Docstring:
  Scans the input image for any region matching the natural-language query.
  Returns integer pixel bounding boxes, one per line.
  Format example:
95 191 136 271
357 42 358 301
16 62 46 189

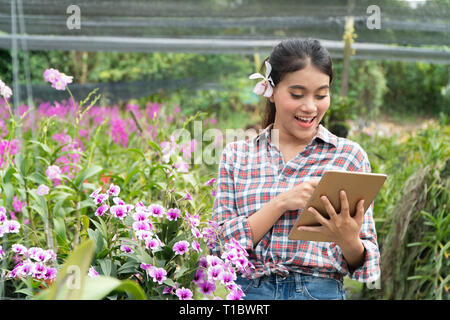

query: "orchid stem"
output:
66 87 79 140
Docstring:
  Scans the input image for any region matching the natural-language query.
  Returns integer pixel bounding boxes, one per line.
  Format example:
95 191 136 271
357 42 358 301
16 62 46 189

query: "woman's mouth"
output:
294 115 316 128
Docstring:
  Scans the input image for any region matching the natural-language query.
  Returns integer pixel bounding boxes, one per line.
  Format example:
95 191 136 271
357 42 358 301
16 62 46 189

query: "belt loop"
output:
294 273 303 293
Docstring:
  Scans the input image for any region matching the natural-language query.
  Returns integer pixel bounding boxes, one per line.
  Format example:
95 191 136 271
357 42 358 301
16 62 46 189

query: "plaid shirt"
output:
212 123 380 283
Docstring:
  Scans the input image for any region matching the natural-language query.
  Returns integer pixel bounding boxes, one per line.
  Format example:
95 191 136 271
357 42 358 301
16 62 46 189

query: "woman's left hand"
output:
297 190 365 245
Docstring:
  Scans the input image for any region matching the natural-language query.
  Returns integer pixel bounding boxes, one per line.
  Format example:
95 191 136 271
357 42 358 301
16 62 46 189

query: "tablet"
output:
288 170 387 242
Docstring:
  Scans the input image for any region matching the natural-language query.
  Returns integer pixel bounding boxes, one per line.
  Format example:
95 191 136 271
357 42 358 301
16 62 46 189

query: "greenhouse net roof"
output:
0 0 449 63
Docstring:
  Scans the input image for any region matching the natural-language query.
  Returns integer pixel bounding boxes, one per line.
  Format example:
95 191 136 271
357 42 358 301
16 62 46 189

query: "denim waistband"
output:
251 272 344 287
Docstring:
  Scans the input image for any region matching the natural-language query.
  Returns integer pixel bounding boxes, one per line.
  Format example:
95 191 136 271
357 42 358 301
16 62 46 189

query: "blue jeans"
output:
235 273 346 300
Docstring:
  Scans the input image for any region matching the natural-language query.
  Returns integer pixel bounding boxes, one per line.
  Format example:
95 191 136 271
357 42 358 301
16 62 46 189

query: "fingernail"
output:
340 190 345 196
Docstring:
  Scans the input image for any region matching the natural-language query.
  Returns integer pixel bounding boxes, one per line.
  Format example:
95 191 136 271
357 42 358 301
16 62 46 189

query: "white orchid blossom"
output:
248 61 275 98
0 79 13 100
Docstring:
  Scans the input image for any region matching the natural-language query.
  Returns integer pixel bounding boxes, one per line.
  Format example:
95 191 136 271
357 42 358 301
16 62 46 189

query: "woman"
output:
211 38 381 300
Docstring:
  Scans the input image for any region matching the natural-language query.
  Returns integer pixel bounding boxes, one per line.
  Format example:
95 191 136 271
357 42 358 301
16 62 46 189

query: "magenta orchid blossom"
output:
107 183 120 197
95 204 109 217
148 204 165 218
166 208 181 221
173 240 190 255
176 287 193 300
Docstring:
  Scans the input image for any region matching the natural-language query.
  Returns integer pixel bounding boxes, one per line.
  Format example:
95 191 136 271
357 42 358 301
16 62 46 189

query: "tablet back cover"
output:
288 170 387 242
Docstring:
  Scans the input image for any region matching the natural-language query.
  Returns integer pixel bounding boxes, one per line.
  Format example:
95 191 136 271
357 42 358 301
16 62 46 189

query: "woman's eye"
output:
316 95 328 99
290 94 303 99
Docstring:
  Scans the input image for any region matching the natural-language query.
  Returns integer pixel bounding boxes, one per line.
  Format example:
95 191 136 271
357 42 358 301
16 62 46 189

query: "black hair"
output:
260 38 333 128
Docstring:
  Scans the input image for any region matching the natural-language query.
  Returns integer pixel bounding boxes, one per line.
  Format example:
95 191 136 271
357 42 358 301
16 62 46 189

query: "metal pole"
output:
11 0 20 112
17 0 35 121
17 0 37 249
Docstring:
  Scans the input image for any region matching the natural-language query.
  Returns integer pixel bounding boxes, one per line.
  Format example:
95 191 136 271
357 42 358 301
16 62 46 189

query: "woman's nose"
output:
300 96 317 113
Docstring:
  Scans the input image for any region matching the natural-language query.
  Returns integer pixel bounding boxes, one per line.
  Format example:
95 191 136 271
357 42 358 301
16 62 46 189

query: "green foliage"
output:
0 50 253 86
0 77 240 300
323 95 357 138
1 48 447 123
331 59 388 122
381 61 450 118
352 121 449 300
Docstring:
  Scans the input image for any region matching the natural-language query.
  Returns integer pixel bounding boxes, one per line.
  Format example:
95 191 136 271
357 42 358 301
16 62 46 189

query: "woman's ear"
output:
269 93 274 103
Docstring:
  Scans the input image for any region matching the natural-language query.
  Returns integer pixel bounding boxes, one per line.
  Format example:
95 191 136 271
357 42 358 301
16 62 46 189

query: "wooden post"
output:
340 0 356 97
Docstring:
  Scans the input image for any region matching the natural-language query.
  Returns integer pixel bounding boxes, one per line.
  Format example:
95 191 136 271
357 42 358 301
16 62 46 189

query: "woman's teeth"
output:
295 116 315 123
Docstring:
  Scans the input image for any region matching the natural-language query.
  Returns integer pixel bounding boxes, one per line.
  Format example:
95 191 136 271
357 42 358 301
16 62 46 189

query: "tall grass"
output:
352 115 449 300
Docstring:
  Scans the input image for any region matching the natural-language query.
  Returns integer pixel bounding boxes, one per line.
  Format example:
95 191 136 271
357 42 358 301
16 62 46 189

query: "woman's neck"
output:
271 121 318 150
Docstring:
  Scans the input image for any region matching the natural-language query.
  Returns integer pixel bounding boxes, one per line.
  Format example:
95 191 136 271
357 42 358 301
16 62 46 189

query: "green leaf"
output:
28 140 52 156
407 275 430 281
99 259 113 277
53 217 68 247
54 184 76 193
74 165 103 190
13 172 25 186
175 264 189 279
36 156 50 167
90 217 108 240
87 228 104 254
123 163 141 189
27 171 49 186
51 143 71 161
15 151 25 176
14 288 34 297
96 248 109 260
53 198 67 219
78 199 96 210
49 192 73 204
117 261 140 275
2 167 15 183
3 183 14 207
126 148 147 160
30 204 47 223
135 249 153 265
79 88 99 108
148 141 162 153
81 276 146 300
162 278 176 288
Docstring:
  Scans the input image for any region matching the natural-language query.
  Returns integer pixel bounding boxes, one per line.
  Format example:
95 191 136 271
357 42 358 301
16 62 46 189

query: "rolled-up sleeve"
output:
211 143 253 255
347 148 381 283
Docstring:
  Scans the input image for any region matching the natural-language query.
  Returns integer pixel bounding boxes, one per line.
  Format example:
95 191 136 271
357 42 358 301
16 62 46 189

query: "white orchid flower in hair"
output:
248 61 275 98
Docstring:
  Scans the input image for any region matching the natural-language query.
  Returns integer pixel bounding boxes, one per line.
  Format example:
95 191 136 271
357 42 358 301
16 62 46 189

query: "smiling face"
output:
269 61 331 147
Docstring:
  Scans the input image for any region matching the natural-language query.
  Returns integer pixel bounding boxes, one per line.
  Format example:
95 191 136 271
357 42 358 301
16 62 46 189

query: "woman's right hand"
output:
274 178 320 211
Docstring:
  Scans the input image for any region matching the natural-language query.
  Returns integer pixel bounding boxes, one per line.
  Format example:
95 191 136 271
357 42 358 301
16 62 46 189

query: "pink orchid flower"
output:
248 61 275 98
43 68 73 91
